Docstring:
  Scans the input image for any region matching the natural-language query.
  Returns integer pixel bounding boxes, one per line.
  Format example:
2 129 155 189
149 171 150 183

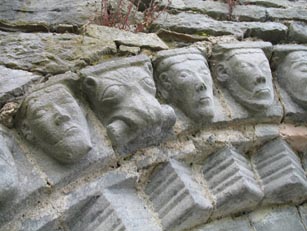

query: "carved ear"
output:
157 73 171 99
20 121 35 142
83 76 97 91
216 64 229 83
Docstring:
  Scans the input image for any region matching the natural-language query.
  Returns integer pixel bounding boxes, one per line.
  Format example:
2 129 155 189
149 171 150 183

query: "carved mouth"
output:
254 88 271 98
199 97 211 105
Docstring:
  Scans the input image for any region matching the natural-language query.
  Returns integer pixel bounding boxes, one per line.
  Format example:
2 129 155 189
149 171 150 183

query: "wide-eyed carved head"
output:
16 84 92 164
216 48 274 111
153 48 215 122
81 55 176 152
277 51 307 109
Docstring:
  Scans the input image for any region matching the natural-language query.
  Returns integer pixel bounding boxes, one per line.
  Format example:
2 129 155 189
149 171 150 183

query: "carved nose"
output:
256 76 266 84
54 106 70 125
195 82 207 92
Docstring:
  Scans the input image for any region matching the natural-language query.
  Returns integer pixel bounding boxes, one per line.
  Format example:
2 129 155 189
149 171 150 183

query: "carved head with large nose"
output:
81 55 176 154
153 48 215 122
215 48 274 111
16 84 92 164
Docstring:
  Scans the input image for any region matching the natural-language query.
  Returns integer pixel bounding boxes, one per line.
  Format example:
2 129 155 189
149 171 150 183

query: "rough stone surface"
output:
239 0 290 8
252 138 307 204
145 159 213 231
267 8 307 22
0 0 100 32
0 31 116 75
153 12 288 43
289 22 307 44
85 25 169 51
203 147 263 218
0 66 41 107
249 206 306 231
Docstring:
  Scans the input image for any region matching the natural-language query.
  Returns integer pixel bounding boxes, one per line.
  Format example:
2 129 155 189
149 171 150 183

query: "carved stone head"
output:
16 84 92 164
0 130 18 205
277 51 307 109
216 48 274 111
153 48 215 122
81 55 176 153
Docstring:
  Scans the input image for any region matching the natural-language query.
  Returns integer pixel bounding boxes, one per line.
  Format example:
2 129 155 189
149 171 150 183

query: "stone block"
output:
0 66 41 107
239 0 290 8
153 12 288 42
298 203 307 229
289 22 307 44
85 25 168 51
203 147 263 218
249 206 306 231
145 159 213 231
267 8 307 22
252 138 307 204
195 216 253 231
0 31 116 75
80 55 176 155
0 0 101 32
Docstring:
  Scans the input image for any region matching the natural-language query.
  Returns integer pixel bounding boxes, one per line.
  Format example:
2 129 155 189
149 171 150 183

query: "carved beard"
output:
227 79 273 112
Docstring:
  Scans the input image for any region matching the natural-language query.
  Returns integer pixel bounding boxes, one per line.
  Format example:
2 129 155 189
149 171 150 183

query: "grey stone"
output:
119 45 141 55
153 12 287 42
0 66 41 107
169 0 267 22
80 55 176 155
16 79 93 164
145 159 213 231
0 31 116 75
289 22 307 43
203 147 263 218
249 206 306 231
195 216 253 231
0 126 18 207
252 138 307 204
239 0 290 8
273 45 307 122
211 42 283 123
0 0 100 32
85 25 168 51
298 203 307 229
267 7 307 22
153 47 215 123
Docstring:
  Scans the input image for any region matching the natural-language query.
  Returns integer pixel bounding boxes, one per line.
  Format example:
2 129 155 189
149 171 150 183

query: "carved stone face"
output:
82 65 176 149
157 59 214 121
0 134 18 204
217 50 274 111
278 51 307 108
19 85 92 163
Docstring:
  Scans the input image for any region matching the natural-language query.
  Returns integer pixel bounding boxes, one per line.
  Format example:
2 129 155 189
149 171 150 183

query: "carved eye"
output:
298 64 307 72
101 85 124 103
141 77 156 94
178 71 190 78
33 108 47 119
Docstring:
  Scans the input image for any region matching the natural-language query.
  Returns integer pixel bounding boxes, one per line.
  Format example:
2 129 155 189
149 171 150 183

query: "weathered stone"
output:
203 147 263 218
289 22 307 43
252 138 307 204
239 0 289 8
249 206 306 231
119 45 141 55
267 8 307 22
0 102 19 128
298 203 307 229
169 0 267 22
280 124 307 154
0 127 18 207
0 0 100 32
153 12 287 43
81 55 176 155
0 31 116 75
0 65 41 108
211 42 283 123
195 216 254 231
85 25 168 51
145 159 213 231
273 45 307 122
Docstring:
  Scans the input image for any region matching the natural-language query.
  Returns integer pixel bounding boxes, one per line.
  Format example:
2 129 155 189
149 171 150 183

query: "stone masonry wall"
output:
1 0 307 230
